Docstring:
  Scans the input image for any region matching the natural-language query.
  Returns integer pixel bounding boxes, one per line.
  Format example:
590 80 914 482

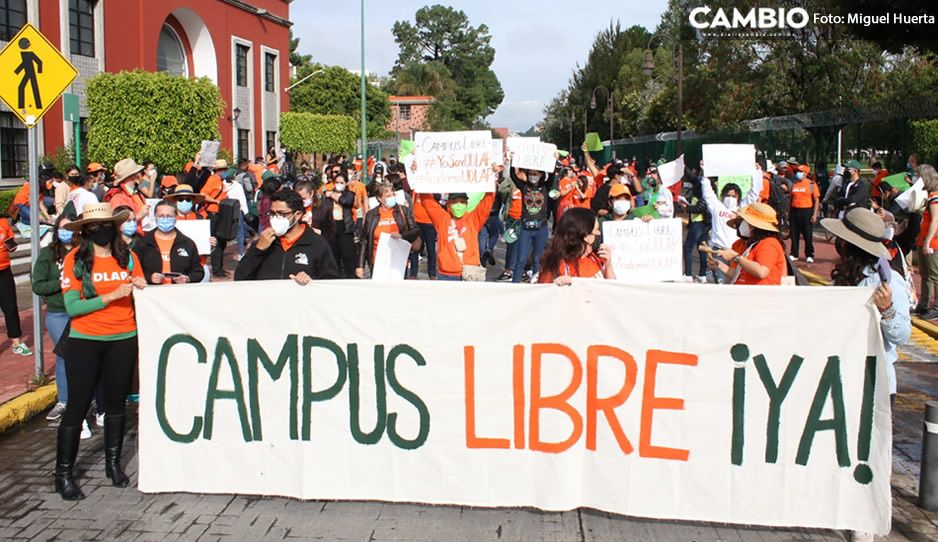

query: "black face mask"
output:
90 225 116 247
68 175 81 184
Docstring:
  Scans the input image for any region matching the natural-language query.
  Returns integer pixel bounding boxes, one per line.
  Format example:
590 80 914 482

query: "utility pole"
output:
360 0 368 183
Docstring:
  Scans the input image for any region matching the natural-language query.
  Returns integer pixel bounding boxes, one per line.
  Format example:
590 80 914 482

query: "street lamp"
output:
229 107 241 122
360 0 368 183
642 35 684 156
590 85 614 159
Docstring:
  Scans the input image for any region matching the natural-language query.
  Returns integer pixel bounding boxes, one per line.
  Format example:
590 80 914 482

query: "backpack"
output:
766 176 790 217
236 171 256 197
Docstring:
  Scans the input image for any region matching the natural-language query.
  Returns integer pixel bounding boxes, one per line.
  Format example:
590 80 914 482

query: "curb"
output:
799 268 938 342
0 384 57 434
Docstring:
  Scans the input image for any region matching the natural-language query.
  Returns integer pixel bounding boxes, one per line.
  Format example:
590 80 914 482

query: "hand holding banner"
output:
702 144 756 178
602 218 682 282
410 131 495 194
658 155 685 188
508 138 558 173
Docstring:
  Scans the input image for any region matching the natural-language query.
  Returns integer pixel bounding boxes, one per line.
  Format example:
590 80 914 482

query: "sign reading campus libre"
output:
0 23 78 127
135 281 892 535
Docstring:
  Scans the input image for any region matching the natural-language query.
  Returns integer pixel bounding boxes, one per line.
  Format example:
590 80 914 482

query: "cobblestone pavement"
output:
0 362 935 541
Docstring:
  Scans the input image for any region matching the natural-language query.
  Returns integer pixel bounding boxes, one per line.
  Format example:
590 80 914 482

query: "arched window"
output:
157 24 187 77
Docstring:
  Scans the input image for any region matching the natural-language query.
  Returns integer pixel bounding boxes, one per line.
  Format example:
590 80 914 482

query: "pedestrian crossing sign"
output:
0 23 78 128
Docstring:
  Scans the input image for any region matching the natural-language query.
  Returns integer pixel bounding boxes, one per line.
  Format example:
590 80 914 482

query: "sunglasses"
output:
86 222 114 233
176 198 193 203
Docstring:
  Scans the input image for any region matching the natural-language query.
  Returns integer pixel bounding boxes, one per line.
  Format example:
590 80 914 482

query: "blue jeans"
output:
16 204 30 225
410 222 438 278
512 224 549 282
505 241 518 272
45 311 70 403
438 274 462 281
478 215 503 255
683 221 709 277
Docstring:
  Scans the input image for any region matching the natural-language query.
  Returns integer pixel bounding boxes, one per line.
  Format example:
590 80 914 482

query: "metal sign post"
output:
27 121 42 378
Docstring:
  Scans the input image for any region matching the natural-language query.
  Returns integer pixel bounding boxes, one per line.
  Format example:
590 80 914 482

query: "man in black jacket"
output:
132 204 206 285
234 190 340 284
834 160 872 212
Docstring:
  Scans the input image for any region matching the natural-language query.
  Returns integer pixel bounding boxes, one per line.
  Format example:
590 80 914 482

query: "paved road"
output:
1 362 935 541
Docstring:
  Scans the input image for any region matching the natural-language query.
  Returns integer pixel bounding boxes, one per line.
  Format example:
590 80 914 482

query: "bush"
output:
280 112 357 154
911 119 938 165
0 189 18 218
41 146 77 174
86 70 224 173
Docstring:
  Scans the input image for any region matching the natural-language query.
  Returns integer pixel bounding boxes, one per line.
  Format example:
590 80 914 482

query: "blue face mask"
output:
385 196 397 208
156 217 177 233
219 170 230 180
795 172 805 180
57 229 73 244
177 200 193 214
121 220 138 237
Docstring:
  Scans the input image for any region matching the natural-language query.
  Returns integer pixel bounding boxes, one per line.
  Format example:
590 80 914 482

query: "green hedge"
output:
912 119 938 165
86 70 224 174
0 189 18 218
280 112 357 154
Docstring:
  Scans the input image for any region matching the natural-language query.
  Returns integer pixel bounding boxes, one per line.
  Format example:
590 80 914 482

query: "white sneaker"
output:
682 275 694 283
46 402 66 421
805 256 814 263
95 412 105 427
694 276 708 284
529 272 539 284
788 255 798 261
80 420 91 440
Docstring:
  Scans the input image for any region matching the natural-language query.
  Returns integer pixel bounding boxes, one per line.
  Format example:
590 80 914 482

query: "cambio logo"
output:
690 7 810 29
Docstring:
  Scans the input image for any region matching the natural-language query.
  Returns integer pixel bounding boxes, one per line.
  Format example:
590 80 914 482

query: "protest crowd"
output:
0 138 927 505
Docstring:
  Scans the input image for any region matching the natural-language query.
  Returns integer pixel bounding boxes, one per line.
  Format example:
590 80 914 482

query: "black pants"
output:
789 207 815 258
211 239 228 276
0 268 21 339
61 337 137 427
330 223 357 278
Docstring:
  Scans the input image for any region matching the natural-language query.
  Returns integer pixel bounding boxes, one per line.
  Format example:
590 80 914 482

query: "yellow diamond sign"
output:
0 23 78 128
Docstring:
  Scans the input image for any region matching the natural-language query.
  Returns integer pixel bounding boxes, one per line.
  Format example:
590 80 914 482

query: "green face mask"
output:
450 203 468 218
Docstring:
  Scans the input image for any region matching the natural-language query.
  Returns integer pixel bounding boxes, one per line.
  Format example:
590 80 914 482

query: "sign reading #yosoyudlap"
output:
136 280 891 535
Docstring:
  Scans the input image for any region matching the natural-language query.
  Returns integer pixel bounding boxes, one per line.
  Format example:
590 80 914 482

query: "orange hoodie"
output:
420 193 495 277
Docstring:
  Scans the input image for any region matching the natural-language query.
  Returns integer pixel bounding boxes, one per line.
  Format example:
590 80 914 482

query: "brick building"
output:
387 95 433 139
0 0 292 180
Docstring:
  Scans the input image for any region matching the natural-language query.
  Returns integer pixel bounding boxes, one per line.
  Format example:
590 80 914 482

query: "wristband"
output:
732 255 741 264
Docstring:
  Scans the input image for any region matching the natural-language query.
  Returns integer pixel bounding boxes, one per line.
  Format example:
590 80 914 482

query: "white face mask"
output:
528 174 542 184
612 199 631 216
270 215 293 237
302 198 313 208
723 196 738 210
335 183 346 193
738 221 752 238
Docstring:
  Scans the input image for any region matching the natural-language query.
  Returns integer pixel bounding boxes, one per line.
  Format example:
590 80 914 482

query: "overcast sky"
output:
292 1 669 132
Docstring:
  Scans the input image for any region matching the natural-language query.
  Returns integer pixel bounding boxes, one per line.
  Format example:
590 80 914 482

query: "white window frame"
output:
260 45 280 153
231 35 254 161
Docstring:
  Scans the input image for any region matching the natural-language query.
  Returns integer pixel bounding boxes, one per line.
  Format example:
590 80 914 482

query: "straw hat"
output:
212 159 229 170
112 158 144 184
821 207 888 258
733 202 779 232
64 203 131 231
164 184 206 202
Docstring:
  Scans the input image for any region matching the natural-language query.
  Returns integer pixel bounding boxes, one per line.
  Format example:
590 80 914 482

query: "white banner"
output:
410 131 495 194
175 220 211 256
371 233 411 281
602 218 683 282
702 144 756 178
508 138 557 172
136 281 891 535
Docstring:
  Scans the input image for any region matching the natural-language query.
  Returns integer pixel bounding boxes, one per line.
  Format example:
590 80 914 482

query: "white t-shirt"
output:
701 172 763 249
223 180 248 214
67 187 100 216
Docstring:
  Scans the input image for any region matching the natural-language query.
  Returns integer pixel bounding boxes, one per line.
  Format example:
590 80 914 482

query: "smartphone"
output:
876 256 892 285
163 272 183 279
4 238 16 252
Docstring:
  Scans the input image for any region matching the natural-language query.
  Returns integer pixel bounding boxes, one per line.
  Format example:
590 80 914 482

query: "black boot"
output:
103 414 130 488
54 425 85 500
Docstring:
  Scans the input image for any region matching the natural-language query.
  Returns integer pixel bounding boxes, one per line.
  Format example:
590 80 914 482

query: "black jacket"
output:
133 229 205 284
357 204 420 269
835 178 872 210
234 226 340 281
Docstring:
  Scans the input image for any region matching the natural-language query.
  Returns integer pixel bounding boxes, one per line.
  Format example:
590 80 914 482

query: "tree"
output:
289 30 313 71
289 64 391 141
280 113 357 154
387 61 462 130
392 5 503 127
86 70 223 173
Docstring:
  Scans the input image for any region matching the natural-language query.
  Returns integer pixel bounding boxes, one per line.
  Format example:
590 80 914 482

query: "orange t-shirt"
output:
759 172 772 203
177 210 205 221
13 182 30 206
248 164 266 188
790 179 819 209
372 208 399 261
280 225 307 252
61 250 144 336
0 219 14 270
573 180 595 209
508 188 523 220
412 197 431 224
539 253 604 283
156 235 174 281
200 174 227 214
421 193 494 277
349 181 368 219
916 192 938 250
559 177 579 213
735 237 786 285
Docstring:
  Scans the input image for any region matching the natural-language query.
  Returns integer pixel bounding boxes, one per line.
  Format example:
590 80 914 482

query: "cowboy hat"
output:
212 159 230 170
64 203 131 231
821 207 888 258
112 158 144 184
729 202 779 232
164 184 206 202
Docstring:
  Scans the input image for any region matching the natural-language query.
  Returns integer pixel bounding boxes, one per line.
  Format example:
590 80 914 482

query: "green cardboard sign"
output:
718 175 752 199
584 133 604 152
467 192 485 212
631 204 660 219
881 172 910 193
399 140 416 160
